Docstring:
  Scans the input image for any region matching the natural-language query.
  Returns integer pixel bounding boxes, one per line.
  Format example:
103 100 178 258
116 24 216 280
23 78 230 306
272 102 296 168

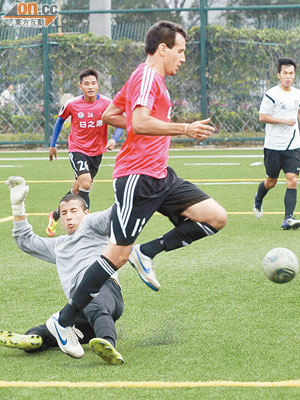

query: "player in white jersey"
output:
2 177 124 364
253 58 300 230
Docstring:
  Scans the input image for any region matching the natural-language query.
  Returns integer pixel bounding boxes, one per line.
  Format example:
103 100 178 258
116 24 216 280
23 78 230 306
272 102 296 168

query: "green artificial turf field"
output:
1 148 300 399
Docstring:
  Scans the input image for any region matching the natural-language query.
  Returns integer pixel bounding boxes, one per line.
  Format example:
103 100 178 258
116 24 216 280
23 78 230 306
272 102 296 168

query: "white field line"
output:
0 210 292 224
0 147 263 154
0 165 21 167
196 182 286 186
0 155 263 161
0 178 287 184
184 163 240 166
1 380 300 388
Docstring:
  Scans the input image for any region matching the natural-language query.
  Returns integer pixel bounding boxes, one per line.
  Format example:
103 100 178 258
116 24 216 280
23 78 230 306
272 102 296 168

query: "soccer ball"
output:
263 247 299 284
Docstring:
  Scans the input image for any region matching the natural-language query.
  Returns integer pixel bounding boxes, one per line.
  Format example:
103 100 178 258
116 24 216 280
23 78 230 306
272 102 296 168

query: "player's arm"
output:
102 103 127 128
15 100 24 115
132 106 215 140
5 176 28 222
49 117 65 161
259 113 296 126
105 128 124 151
6 176 57 263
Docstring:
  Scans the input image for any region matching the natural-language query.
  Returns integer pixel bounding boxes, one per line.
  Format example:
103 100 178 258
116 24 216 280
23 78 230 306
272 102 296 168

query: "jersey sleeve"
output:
58 101 72 119
50 117 65 147
131 67 157 112
13 219 57 264
259 92 275 115
113 83 126 112
111 128 123 143
85 207 112 237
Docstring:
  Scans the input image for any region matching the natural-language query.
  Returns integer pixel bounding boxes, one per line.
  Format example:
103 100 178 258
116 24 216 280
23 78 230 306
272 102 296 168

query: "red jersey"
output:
112 63 172 179
59 94 111 156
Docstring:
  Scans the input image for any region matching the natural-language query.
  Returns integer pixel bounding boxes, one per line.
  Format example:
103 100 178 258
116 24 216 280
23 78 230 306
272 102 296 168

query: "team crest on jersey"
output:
78 112 84 118
280 102 286 110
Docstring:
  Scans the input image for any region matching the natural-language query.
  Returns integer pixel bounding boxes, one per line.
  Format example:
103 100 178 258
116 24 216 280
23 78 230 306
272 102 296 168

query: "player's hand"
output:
185 118 215 141
5 176 29 216
105 139 116 151
284 119 296 126
49 147 57 161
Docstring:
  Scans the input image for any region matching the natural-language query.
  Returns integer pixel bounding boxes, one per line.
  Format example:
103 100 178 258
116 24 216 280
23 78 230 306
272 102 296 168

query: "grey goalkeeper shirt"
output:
12 207 119 300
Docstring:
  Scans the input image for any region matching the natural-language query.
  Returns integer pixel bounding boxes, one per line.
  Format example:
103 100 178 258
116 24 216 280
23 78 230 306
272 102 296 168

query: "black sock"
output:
256 181 269 203
58 302 80 328
78 188 90 209
284 188 297 219
141 220 218 258
53 190 73 221
72 255 117 310
140 238 165 259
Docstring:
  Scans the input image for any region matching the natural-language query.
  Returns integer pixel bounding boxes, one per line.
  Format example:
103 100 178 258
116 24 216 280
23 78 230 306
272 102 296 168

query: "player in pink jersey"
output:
46 69 123 236
46 21 227 358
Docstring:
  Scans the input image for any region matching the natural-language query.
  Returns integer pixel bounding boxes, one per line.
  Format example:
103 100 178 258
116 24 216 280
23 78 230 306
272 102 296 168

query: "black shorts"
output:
264 148 300 178
110 167 210 245
69 152 102 180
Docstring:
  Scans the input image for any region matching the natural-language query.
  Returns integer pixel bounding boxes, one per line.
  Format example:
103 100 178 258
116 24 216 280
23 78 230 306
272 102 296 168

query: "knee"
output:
78 175 92 191
214 207 227 231
116 253 130 266
104 246 131 268
79 180 92 191
265 179 277 189
287 178 298 188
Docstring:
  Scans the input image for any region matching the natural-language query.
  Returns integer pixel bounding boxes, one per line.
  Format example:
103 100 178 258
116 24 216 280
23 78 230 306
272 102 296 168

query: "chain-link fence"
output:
1 3 300 147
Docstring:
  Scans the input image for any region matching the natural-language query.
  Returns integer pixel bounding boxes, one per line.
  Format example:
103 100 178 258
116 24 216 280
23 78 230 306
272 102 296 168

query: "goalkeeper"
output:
1 176 124 365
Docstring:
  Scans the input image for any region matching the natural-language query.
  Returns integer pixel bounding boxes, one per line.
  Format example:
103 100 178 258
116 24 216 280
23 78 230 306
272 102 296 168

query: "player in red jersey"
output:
46 69 123 236
46 21 227 358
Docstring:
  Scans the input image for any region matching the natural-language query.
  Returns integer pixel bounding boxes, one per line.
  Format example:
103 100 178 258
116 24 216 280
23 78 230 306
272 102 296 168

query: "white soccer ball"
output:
263 247 299 284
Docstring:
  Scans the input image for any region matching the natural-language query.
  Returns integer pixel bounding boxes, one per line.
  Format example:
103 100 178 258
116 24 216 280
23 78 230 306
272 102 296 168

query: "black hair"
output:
277 58 297 73
59 194 87 211
145 20 187 55
79 69 98 83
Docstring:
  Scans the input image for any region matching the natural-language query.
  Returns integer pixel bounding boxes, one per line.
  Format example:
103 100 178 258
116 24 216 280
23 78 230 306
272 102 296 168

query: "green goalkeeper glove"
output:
5 176 29 216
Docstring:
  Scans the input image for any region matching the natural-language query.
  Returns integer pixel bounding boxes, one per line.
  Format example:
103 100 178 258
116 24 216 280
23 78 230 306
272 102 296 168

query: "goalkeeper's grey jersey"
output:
12 207 120 300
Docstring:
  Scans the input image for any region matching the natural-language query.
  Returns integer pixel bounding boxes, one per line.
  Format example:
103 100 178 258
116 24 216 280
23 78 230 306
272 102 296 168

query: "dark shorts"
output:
69 152 102 180
264 148 300 178
110 167 210 245
25 279 123 351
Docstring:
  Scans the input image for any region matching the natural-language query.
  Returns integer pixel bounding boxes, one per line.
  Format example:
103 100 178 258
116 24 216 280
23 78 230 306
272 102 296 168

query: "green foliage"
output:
2 23 300 143
225 0 300 29
111 0 186 25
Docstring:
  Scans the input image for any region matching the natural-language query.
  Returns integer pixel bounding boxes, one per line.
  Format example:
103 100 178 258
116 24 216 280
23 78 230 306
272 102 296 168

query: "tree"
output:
59 0 89 33
0 0 15 13
224 0 300 29
111 0 188 26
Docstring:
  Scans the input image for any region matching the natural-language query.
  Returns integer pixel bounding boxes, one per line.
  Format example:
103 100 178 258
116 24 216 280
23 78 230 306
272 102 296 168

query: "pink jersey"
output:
112 63 172 179
59 94 111 156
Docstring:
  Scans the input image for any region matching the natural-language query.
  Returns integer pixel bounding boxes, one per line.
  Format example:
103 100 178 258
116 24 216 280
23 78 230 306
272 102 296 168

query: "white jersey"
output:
12 207 120 300
259 85 300 150
0 89 15 106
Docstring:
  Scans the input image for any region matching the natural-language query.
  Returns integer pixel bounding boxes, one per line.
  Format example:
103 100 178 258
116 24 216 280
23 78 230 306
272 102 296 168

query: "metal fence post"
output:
42 3 50 147
200 0 208 119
